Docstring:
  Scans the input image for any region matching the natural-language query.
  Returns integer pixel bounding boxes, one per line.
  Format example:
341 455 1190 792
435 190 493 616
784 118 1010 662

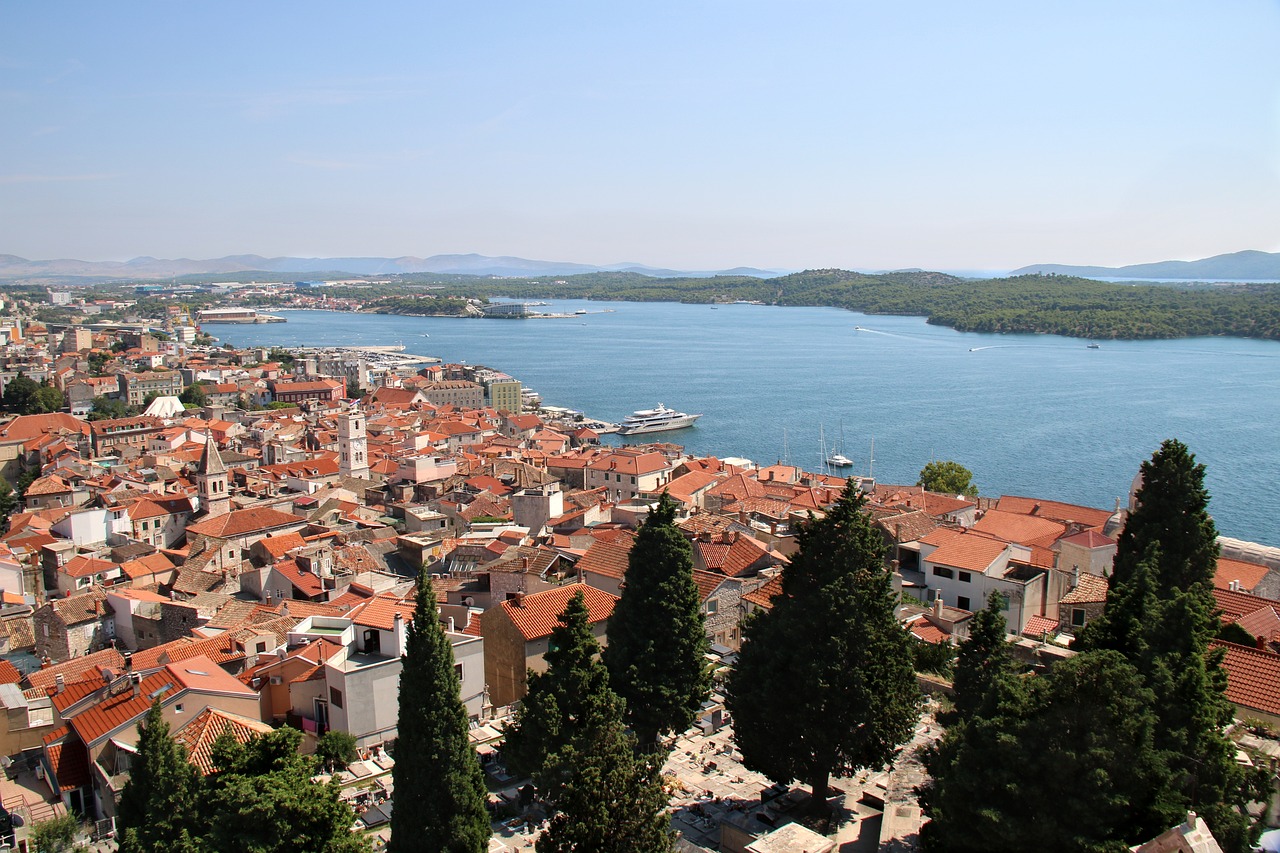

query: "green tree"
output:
535 716 673 853
200 727 367 853
315 730 358 773
31 813 81 853
917 460 978 497
87 396 133 421
180 382 207 407
0 477 18 530
922 650 1172 853
726 482 919 811
603 493 709 749
1079 440 1264 852
33 382 64 413
1 373 38 414
388 568 489 853
504 591 620 798
950 591 1014 723
116 700 200 853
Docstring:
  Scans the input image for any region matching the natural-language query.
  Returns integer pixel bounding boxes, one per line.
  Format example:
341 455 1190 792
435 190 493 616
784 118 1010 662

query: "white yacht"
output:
617 403 702 435
826 452 854 468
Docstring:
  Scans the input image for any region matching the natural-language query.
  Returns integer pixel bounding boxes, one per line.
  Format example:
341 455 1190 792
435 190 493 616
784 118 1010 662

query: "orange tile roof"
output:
742 576 783 610
1022 615 1060 638
60 555 119 579
498 584 618 641
69 656 255 747
923 529 1010 573
186 506 306 539
576 535 635 581
972 510 1066 546
0 659 21 685
1216 557 1270 593
994 496 1113 529
908 619 949 644
1213 641 1280 717
1058 529 1115 549
1059 573 1110 605
28 648 126 692
173 708 274 775
1212 587 1280 624
692 570 727 603
119 552 176 581
47 739 90 791
350 595 417 631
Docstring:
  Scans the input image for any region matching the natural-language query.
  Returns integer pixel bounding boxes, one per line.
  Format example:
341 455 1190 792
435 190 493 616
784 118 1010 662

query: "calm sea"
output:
215 301 1280 545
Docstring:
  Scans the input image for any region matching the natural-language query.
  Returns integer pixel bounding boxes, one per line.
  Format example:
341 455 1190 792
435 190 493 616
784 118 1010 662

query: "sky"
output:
2 2 1279 273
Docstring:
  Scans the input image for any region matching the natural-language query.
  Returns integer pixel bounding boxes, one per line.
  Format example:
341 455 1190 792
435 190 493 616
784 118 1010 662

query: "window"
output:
705 600 719 615
174 703 184 714
999 592 1011 611
329 687 343 709
957 596 971 611
1071 608 1087 628
932 567 954 579
958 571 971 583
454 663 464 681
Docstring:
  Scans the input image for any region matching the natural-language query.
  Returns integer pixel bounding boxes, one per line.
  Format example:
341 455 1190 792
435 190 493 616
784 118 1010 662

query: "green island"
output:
411 270 1280 341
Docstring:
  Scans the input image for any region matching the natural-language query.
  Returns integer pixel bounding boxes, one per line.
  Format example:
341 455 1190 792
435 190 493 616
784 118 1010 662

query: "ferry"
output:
617 403 702 435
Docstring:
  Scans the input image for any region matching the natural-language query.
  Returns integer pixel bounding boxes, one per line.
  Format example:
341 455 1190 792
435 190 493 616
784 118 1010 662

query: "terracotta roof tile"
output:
1059 573 1110 605
173 708 275 774
186 507 306 539
1022 614 1061 638
994 496 1113 529
1214 641 1280 717
497 584 617 642
47 738 90 791
1216 557 1270 594
576 535 635 581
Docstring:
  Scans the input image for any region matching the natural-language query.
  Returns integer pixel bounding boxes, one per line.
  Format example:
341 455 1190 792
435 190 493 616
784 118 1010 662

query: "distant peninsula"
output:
1012 249 1280 281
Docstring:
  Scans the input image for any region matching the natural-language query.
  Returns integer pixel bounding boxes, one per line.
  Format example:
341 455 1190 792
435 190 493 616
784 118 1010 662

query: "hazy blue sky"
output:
3 2 1278 271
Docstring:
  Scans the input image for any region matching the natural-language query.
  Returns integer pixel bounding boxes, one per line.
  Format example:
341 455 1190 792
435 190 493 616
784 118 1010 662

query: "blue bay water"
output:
215 301 1280 545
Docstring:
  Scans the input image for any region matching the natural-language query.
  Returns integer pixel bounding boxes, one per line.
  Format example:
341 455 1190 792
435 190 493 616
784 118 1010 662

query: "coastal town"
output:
0 287 1276 853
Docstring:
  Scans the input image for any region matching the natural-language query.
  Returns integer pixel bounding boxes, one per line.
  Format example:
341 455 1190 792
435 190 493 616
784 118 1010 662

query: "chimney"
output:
1229 579 1241 592
54 674 65 695
933 597 943 616
281 602 290 618
447 617 455 633
1257 635 1267 651
130 672 141 698
521 557 530 570
124 651 132 672
265 591 273 606
512 592 525 608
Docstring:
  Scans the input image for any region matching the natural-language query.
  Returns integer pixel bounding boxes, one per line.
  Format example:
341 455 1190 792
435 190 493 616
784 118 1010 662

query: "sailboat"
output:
827 420 854 468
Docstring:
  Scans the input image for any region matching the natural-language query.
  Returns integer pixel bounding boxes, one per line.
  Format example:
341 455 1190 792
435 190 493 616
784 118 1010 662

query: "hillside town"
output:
0 296 1277 853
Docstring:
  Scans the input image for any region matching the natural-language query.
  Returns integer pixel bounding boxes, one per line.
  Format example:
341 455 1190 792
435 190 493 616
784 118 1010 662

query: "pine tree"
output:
603 492 709 749
502 590 619 800
116 699 200 853
726 482 919 810
388 568 490 853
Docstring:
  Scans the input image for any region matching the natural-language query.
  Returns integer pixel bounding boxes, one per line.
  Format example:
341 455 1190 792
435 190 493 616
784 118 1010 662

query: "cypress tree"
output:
1078 440 1264 852
116 699 200 853
922 650 1171 853
503 590 618 800
603 492 709 749
726 482 919 810
388 568 490 853
950 590 1014 723
535 693 672 853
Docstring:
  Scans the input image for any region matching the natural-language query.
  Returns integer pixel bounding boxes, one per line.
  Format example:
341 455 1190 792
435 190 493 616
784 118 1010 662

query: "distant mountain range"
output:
1012 249 1280 281
0 253 787 281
